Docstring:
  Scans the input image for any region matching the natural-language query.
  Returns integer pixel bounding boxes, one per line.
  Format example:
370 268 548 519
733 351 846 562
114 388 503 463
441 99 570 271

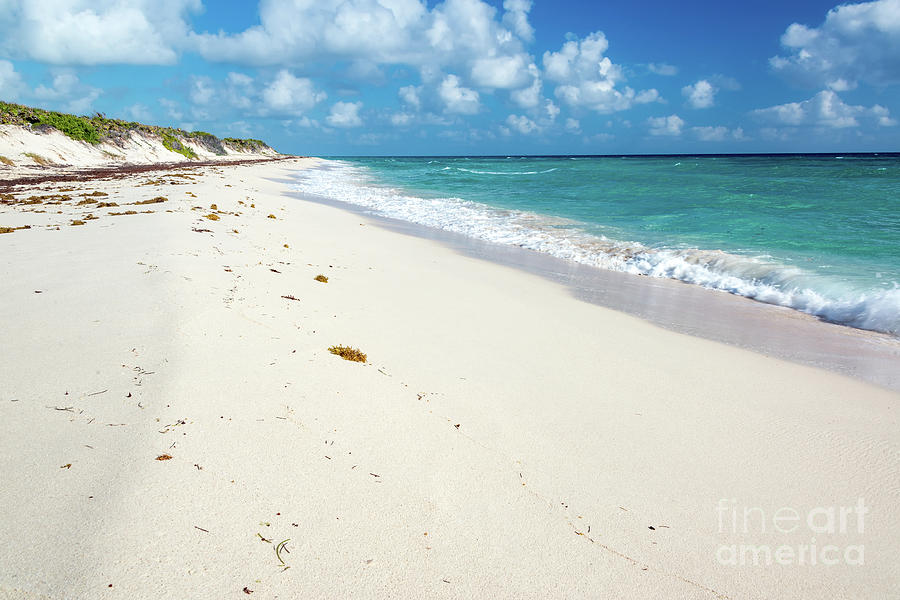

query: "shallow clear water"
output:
291 154 900 335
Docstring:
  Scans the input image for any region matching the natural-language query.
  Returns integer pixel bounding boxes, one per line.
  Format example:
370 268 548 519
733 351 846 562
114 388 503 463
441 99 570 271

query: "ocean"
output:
290 154 900 336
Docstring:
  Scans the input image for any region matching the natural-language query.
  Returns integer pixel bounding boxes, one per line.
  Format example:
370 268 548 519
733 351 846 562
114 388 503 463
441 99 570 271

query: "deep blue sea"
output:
291 154 900 335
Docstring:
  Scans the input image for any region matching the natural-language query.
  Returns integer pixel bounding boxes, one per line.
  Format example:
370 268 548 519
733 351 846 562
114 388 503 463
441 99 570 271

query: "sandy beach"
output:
1 157 898 599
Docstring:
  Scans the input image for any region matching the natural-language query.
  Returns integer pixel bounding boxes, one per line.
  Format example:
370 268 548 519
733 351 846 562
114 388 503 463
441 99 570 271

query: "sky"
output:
0 0 898 155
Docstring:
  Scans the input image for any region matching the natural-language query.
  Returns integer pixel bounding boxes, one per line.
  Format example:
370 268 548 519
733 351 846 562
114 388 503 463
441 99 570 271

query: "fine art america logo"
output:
716 498 868 566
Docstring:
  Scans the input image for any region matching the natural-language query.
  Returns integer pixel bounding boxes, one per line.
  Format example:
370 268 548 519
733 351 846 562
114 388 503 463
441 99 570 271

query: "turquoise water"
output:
291 154 900 335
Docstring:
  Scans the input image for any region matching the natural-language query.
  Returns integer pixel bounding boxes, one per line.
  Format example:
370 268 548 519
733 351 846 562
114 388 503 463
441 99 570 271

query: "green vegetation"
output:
161 132 198 159
223 137 268 153
0 100 274 156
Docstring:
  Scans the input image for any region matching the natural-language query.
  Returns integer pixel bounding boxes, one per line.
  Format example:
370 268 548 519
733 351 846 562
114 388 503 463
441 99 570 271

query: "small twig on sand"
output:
87 389 108 396
194 526 209 533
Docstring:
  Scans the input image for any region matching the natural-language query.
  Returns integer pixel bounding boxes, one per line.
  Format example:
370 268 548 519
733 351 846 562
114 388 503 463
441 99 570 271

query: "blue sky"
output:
0 0 898 155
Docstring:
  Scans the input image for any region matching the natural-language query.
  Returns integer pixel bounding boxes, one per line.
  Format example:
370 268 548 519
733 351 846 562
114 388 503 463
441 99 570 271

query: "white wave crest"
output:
291 162 900 335
454 167 558 175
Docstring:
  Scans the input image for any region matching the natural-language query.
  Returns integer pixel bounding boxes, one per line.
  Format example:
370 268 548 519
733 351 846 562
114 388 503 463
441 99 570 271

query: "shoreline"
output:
2 157 897 599
286 163 900 392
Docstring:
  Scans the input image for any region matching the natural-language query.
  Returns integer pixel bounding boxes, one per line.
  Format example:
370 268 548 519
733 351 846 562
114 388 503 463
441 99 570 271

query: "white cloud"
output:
506 113 538 134
752 90 896 128
635 88 662 104
0 0 200 65
438 74 480 114
326 101 364 127
398 85 422 109
544 99 559 122
191 0 534 80
390 112 414 126
189 76 215 105
262 70 327 116
770 0 900 87
682 80 716 108
159 98 183 121
542 31 656 114
125 103 153 123
32 70 101 114
565 117 580 133
510 63 542 108
470 54 530 89
647 63 678 76
691 125 746 141
502 0 534 42
692 126 728 141
0 60 24 99
647 114 684 136
227 72 253 88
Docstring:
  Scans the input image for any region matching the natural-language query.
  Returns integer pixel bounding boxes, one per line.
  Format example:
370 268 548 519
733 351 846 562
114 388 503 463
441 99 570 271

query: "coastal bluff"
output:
0 101 279 175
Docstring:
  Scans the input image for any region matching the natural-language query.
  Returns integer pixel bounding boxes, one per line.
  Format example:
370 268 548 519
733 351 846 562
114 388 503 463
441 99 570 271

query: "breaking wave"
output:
291 162 900 335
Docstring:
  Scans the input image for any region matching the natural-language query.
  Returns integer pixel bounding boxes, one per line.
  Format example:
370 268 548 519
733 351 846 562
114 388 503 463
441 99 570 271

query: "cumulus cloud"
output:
502 0 534 42
542 31 657 113
564 117 581 133
177 70 328 120
0 60 24 99
770 0 900 87
326 101 364 127
647 114 684 136
682 80 716 108
544 99 559 122
438 74 480 114
470 54 531 89
506 113 538 134
635 88 662 104
191 0 534 79
262 70 327 116
32 70 101 113
0 0 200 65
398 85 422 109
509 63 542 108
189 76 215 105
692 126 746 141
752 90 896 128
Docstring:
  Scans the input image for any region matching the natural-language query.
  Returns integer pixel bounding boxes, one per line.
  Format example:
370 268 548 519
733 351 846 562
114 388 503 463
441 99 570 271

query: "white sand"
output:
1 158 897 599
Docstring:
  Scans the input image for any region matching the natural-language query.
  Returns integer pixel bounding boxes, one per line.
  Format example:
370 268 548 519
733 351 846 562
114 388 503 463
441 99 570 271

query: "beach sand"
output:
1 158 897 599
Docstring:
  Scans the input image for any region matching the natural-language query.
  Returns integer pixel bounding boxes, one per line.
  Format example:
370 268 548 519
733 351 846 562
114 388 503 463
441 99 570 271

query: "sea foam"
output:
292 162 900 336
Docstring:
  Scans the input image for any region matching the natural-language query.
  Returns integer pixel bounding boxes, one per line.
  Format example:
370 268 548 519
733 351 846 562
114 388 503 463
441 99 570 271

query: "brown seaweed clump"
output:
328 345 367 363
136 196 167 205
205 213 220 221
314 274 328 283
